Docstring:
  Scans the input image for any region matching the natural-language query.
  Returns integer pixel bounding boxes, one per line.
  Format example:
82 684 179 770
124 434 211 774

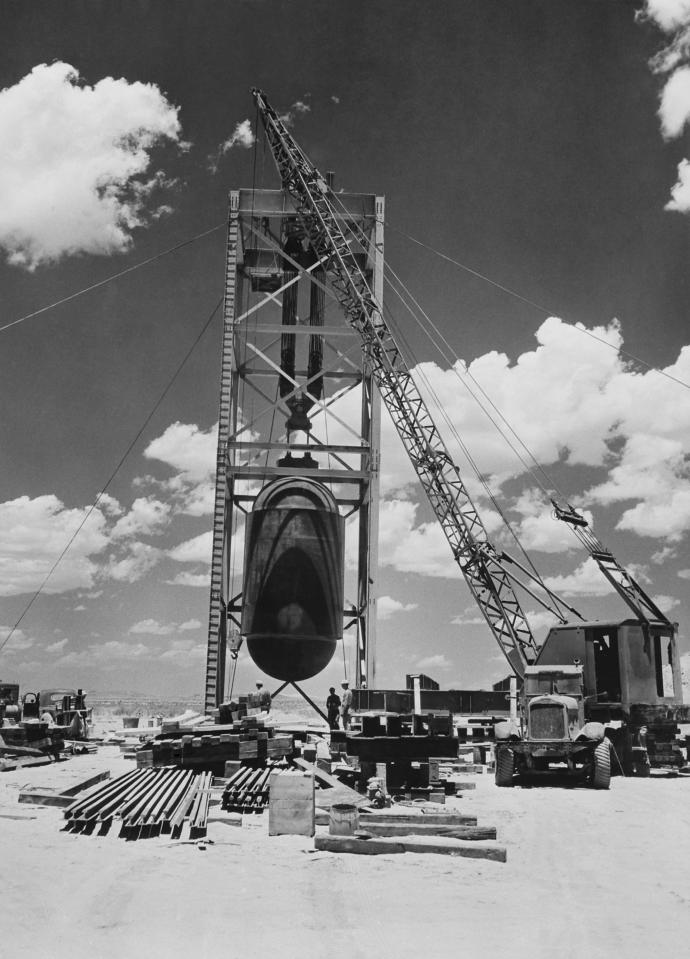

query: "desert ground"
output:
1 713 689 959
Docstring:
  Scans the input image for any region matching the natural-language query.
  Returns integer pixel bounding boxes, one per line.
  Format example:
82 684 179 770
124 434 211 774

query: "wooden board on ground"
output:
315 809 478 827
354 823 496 840
315 834 506 862
0 756 53 772
293 757 370 809
19 770 111 806
359 810 478 826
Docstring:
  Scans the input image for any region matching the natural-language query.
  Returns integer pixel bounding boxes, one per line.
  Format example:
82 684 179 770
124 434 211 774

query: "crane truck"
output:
251 88 688 786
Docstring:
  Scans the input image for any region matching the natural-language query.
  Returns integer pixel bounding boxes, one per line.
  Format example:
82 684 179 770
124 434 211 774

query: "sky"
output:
1 0 690 701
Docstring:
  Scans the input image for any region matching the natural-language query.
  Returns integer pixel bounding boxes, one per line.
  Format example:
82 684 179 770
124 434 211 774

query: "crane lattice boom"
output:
552 501 673 628
252 88 539 675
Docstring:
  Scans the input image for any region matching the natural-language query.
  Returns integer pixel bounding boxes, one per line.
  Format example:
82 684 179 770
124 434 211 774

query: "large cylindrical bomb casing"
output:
241 477 345 681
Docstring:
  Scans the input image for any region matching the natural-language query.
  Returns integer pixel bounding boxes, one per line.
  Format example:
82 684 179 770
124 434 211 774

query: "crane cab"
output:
536 619 682 719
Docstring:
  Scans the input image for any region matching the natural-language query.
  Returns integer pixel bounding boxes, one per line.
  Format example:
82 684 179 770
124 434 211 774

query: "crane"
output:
251 87 541 678
551 500 674 629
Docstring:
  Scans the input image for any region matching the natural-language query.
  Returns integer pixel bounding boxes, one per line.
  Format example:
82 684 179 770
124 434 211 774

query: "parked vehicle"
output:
21 688 91 731
494 665 611 788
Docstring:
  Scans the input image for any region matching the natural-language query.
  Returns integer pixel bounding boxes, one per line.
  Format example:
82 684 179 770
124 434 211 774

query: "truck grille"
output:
529 704 566 740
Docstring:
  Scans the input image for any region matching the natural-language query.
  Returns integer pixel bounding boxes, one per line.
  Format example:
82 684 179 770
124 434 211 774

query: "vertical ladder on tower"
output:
204 194 240 712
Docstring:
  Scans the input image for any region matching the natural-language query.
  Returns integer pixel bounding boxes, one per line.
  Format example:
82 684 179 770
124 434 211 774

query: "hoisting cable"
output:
331 201 591 609
381 296 573 621
386 222 690 393
329 194 568 506
324 197 575 619
0 224 224 334
0 295 223 655
383 265 556 500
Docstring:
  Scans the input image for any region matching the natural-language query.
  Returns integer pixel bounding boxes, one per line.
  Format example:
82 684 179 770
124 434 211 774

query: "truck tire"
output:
495 747 515 787
591 741 611 790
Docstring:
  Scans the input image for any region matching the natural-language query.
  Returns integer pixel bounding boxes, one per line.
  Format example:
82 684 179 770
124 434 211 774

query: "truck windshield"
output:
526 674 581 696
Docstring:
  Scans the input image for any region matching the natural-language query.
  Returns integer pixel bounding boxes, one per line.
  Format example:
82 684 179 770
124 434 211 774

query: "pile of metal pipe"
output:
189 770 213 838
221 764 273 813
63 767 212 840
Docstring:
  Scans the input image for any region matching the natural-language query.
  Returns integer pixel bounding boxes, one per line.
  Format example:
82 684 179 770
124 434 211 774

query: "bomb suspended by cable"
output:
241 477 345 682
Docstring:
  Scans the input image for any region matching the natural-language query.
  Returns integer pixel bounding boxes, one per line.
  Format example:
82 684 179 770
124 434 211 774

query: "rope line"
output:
1 224 224 334
0 296 223 654
387 221 690 392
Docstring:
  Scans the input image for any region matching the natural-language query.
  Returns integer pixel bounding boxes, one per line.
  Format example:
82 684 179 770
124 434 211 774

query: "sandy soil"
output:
1 743 689 959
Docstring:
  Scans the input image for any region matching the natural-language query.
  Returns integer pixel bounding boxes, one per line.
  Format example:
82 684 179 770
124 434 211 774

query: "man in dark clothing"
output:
326 686 341 729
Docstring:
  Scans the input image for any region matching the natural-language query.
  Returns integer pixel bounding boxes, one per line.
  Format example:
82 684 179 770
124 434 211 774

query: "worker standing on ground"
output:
256 682 271 713
340 680 353 730
326 686 341 729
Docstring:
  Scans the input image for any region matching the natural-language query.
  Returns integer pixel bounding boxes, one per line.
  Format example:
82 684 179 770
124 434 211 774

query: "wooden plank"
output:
292 757 370 808
0 755 53 772
358 810 478 826
315 834 506 861
0 744 45 757
398 836 506 861
60 770 111 797
354 823 496 841
315 835 406 856
18 790 76 808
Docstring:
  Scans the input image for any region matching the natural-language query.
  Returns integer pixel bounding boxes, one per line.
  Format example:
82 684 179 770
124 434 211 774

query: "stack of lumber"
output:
135 718 293 771
63 767 213 840
344 714 457 763
345 734 458 761
314 807 506 861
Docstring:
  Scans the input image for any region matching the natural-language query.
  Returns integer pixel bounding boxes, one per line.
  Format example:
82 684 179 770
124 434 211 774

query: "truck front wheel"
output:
591 741 611 790
495 747 515 787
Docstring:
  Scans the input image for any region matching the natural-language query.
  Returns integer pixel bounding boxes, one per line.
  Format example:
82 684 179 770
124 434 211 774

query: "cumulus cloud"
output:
142 421 217 516
543 557 615 598
525 609 560 639
55 640 151 668
0 62 184 269
451 610 486 626
585 434 690 540
129 617 201 635
158 639 207 666
659 65 690 137
168 531 213 565
220 119 255 151
414 653 451 672
377 595 418 620
165 572 209 588
652 545 677 563
0 495 109 596
129 618 176 636
640 3 690 211
666 158 690 212
511 488 589 553
209 119 255 172
0 626 34 651
652 593 681 613
46 637 69 653
110 497 171 539
106 541 163 583
377 499 460 579
279 97 311 127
